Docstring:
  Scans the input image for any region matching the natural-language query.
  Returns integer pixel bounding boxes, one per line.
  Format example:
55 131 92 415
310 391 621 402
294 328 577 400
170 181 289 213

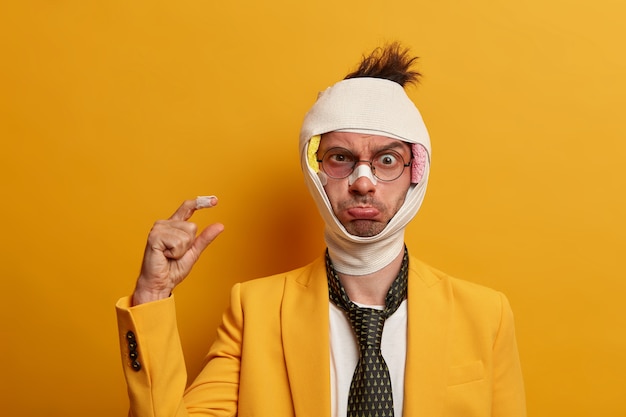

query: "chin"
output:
345 220 385 238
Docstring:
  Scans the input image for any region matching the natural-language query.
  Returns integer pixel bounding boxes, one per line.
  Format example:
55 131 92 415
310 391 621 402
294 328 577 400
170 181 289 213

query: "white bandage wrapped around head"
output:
299 77 431 275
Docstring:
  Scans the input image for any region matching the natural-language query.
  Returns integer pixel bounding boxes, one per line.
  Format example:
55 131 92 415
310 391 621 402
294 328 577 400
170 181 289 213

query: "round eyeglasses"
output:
316 147 411 182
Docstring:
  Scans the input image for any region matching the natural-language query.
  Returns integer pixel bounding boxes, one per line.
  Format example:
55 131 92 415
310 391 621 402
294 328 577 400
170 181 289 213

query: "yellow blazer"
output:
116 255 526 417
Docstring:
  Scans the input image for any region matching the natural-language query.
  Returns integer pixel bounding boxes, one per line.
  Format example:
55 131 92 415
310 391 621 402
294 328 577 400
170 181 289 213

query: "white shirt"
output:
329 300 408 417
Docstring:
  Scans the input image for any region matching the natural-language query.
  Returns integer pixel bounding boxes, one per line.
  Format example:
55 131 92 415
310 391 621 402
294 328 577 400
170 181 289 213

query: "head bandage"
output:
299 77 431 275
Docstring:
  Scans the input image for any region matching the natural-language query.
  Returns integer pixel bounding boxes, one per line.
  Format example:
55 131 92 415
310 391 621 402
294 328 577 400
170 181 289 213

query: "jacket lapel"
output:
403 257 450 417
282 256 331 417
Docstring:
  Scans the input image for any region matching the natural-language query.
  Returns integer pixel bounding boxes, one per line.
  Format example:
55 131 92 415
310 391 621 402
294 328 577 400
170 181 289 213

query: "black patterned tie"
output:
326 248 409 417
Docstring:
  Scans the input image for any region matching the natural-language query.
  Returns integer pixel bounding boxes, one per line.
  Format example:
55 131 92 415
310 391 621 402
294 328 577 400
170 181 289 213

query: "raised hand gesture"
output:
132 197 224 305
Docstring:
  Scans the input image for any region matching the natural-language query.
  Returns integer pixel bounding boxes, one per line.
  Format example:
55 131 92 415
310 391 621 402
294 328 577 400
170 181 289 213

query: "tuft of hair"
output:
344 42 421 87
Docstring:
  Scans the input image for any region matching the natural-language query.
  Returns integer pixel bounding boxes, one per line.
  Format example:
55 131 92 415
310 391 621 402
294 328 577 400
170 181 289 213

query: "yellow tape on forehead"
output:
307 135 321 172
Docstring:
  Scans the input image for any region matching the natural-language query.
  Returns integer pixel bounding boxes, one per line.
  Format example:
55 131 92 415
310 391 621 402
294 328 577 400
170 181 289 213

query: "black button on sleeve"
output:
126 330 141 372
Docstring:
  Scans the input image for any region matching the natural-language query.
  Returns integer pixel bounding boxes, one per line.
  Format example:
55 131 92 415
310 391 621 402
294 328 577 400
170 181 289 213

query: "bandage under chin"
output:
349 164 378 185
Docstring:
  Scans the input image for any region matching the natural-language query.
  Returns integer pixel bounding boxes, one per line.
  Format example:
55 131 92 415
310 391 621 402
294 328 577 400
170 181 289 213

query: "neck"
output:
335 248 405 306
325 226 406 276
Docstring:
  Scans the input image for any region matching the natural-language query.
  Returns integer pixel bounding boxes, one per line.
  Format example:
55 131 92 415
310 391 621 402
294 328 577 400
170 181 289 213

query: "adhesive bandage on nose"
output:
195 195 217 209
348 164 378 186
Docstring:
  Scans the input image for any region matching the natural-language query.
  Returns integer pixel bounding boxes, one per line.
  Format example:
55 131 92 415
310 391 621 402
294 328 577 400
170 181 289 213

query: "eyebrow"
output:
372 142 410 154
324 142 411 158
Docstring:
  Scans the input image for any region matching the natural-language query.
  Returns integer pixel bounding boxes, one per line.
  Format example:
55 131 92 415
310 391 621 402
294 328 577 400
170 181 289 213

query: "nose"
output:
348 164 377 194
348 163 378 186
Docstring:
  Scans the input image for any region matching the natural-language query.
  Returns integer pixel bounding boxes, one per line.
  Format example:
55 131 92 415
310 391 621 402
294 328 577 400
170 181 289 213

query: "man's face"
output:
317 131 412 237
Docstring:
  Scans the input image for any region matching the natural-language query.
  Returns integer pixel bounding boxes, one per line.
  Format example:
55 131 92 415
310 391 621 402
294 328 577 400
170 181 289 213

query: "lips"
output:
346 206 380 219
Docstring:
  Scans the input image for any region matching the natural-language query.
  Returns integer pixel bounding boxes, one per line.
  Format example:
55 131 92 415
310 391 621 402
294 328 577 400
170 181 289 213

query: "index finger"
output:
169 195 218 221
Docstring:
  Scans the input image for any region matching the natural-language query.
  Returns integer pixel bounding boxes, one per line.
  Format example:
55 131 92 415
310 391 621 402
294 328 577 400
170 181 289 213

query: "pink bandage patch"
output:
411 144 427 184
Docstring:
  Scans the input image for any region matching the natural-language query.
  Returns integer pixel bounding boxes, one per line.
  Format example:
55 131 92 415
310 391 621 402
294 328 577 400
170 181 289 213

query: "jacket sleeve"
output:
492 293 527 417
116 286 244 417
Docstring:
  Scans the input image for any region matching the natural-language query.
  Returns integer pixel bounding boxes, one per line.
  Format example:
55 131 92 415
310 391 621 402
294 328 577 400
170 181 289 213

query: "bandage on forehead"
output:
300 78 431 184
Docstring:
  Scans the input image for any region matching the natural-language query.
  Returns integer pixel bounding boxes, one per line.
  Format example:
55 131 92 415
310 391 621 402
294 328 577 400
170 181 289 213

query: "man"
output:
117 43 526 417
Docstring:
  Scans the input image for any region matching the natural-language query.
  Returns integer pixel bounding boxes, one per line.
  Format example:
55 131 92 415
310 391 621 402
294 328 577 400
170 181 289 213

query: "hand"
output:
132 198 225 306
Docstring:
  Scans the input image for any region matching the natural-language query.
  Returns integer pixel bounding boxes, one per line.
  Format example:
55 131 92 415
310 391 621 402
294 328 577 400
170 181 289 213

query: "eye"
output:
376 152 400 167
326 149 355 164
319 148 356 179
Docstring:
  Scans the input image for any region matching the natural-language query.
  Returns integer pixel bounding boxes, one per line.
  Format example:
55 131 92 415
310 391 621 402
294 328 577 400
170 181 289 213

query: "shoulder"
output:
225 255 328 319
408 255 510 315
236 255 326 297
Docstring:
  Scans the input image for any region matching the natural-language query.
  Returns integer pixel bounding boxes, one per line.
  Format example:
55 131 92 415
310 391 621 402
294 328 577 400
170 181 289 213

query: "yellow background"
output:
1 0 624 416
